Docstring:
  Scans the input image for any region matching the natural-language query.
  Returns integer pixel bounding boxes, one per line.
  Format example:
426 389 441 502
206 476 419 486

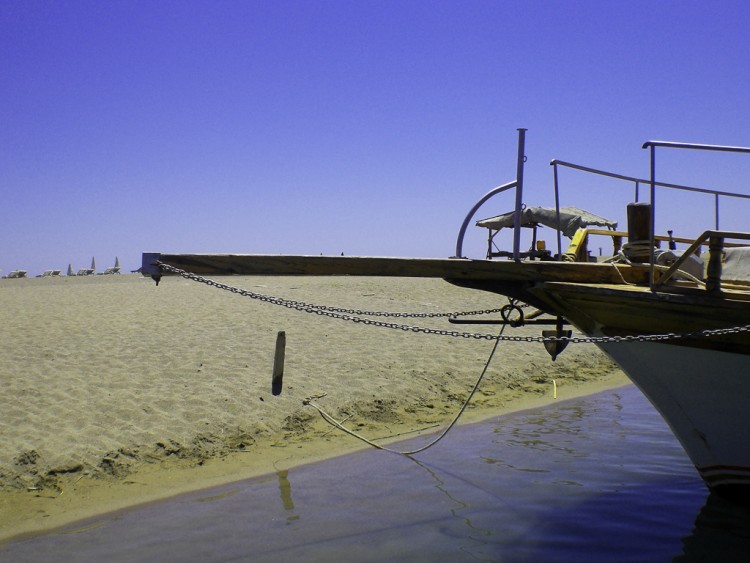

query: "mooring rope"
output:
303 325 505 456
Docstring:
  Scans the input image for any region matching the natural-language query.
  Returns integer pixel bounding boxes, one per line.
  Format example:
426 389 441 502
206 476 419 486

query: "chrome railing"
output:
454 128 527 260
643 141 750 287
551 142 750 288
457 133 750 288
550 158 750 260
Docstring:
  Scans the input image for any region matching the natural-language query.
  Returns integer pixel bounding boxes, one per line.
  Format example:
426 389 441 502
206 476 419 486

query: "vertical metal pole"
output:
715 193 720 230
513 128 527 261
552 162 562 259
649 145 656 289
634 180 640 203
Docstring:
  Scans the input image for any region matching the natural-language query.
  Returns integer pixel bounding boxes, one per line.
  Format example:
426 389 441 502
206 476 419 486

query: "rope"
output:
608 262 635 286
622 240 653 259
605 253 707 288
303 325 506 457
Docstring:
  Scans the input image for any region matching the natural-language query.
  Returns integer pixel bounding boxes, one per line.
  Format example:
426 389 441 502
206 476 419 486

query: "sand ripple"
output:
0 274 618 493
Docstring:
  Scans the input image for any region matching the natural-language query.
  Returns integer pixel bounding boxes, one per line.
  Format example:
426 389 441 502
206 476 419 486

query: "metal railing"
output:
643 141 750 287
550 158 750 260
551 142 750 288
454 128 527 260
456 133 750 290
453 179 517 259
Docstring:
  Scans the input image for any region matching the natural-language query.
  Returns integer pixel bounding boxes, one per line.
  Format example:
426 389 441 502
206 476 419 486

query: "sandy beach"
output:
0 272 628 542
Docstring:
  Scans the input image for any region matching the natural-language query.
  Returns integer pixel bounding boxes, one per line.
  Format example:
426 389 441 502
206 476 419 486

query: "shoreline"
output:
0 274 629 543
0 371 630 545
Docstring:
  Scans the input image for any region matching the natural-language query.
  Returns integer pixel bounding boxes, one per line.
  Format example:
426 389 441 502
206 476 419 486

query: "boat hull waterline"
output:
601 340 750 497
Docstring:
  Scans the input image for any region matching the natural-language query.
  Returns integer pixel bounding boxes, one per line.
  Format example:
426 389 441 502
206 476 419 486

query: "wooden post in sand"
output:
272 331 286 396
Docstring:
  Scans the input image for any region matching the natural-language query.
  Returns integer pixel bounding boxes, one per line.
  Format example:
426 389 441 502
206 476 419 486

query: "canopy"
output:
476 206 618 238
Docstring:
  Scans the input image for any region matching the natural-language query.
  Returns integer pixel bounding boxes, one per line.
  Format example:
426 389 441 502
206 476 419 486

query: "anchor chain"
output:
154 262 502 319
155 262 750 345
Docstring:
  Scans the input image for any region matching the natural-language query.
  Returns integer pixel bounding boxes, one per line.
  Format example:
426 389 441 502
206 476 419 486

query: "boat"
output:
142 129 750 501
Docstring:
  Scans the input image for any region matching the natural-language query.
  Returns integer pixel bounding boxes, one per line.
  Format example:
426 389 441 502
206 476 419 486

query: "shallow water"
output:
4 385 750 562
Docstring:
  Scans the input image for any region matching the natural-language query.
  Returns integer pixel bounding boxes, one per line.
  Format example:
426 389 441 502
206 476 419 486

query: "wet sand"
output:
0 273 627 542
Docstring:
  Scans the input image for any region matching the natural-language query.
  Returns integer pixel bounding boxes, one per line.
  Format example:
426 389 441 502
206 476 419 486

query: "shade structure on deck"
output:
476 206 617 238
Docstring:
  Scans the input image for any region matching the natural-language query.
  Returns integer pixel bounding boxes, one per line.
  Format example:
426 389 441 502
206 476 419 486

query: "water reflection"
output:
501 403 593 460
276 469 299 522
407 456 494 555
678 493 750 561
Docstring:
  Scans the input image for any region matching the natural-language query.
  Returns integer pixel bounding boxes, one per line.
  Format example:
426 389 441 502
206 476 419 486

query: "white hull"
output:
599 340 750 495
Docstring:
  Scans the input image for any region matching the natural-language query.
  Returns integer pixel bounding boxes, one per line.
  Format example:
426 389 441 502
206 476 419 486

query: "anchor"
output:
542 317 572 361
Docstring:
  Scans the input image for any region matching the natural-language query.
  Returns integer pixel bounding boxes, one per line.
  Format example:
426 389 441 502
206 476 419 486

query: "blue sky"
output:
2 0 750 275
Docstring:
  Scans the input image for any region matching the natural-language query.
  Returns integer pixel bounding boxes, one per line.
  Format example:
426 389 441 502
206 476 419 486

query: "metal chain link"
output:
155 262 502 318
156 262 750 344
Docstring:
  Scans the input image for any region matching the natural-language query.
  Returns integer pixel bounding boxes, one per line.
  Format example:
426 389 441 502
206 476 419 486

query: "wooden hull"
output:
525 282 750 354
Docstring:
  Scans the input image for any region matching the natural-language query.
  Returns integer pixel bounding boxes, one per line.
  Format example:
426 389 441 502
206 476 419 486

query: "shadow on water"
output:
398 450 705 562
4 386 750 562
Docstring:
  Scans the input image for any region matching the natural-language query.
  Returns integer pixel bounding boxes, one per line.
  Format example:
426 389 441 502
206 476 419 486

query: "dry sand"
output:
0 272 628 542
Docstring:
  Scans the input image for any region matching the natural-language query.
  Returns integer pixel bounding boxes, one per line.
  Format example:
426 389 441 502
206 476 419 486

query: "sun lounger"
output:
102 257 121 275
